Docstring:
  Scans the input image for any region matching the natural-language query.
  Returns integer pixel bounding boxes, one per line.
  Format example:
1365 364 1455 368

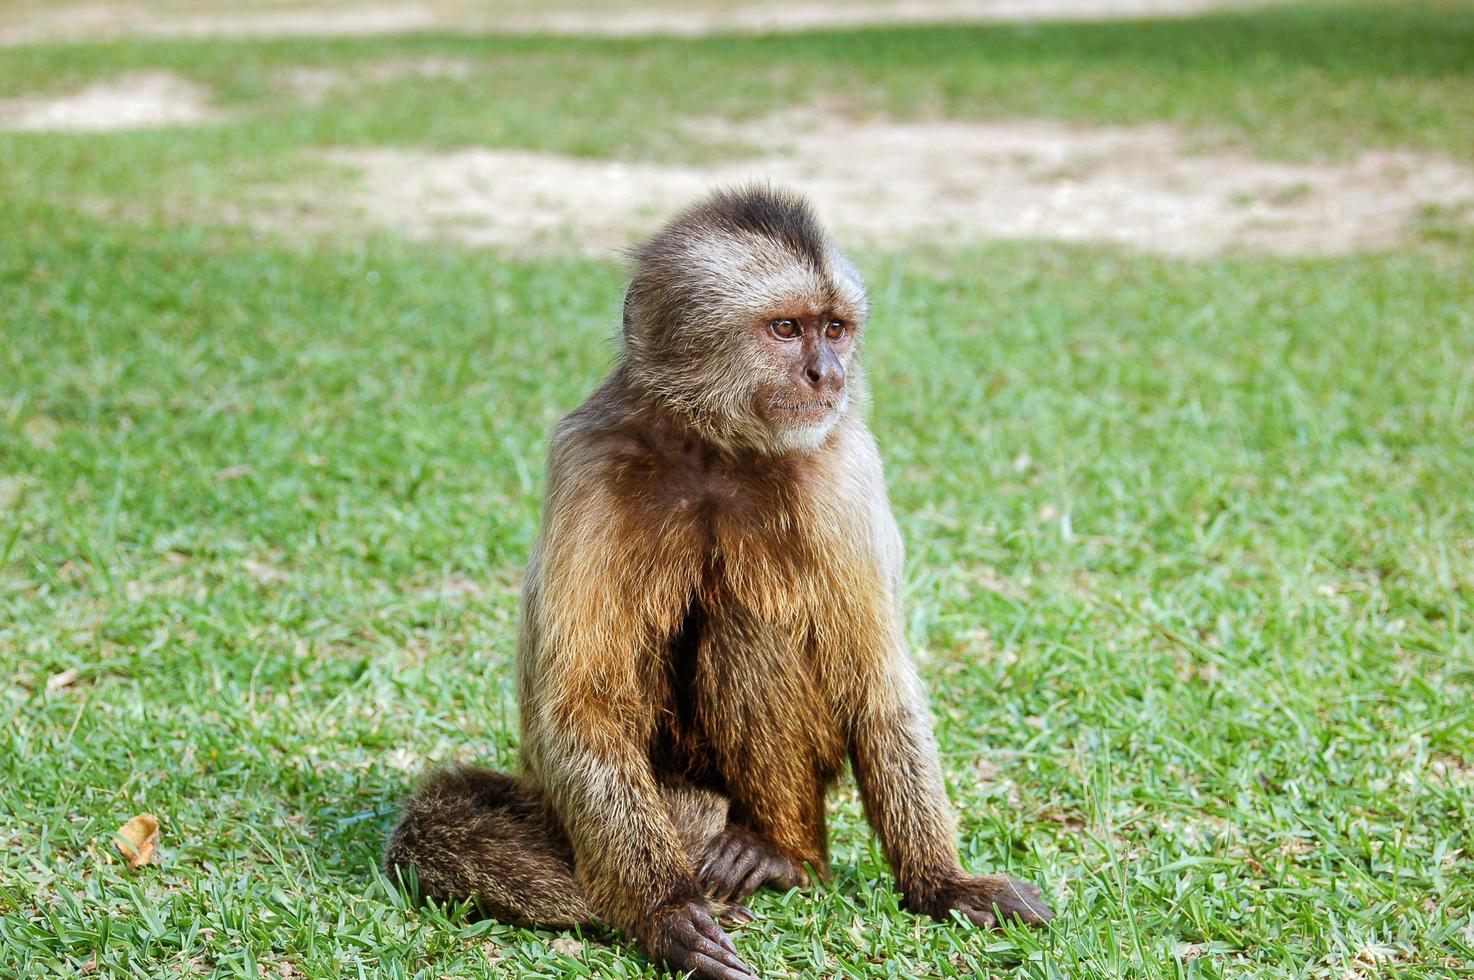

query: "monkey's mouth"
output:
773 399 838 417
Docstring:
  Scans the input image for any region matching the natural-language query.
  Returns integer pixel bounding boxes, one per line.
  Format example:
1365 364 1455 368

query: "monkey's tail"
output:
383 765 597 927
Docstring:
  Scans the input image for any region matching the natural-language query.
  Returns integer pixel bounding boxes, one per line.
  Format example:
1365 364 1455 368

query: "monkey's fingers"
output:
734 859 777 903
666 920 746 973
700 833 752 888
953 902 997 930
698 860 738 896
717 904 755 926
690 905 742 957
653 902 754 979
701 842 762 899
947 875 1053 929
715 849 764 901
698 837 744 891
657 901 748 960
683 952 757 980
984 875 1054 926
757 852 804 893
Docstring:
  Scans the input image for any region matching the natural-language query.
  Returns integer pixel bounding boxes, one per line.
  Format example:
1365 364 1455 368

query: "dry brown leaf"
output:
46 668 81 691
114 813 160 868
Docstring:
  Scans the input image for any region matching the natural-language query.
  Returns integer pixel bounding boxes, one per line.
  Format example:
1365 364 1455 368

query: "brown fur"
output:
386 187 1052 978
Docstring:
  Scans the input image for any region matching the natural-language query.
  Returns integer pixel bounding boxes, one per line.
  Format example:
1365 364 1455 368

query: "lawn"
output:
1 2 1472 977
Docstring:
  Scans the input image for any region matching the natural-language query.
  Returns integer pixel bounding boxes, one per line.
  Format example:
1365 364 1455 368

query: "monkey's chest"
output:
632 450 827 595
648 575 845 794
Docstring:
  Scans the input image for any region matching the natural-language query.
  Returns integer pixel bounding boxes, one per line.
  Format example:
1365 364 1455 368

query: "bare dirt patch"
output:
498 0 1276 38
0 72 217 132
327 116 1474 257
282 56 473 105
0 2 440 46
328 148 713 253
0 0 1279 45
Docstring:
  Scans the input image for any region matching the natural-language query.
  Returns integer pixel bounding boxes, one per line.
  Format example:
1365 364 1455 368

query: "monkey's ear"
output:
620 292 637 341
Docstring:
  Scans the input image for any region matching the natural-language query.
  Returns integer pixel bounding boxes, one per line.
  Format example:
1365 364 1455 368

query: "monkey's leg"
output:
659 783 763 922
386 768 748 926
662 779 729 858
518 529 755 978
696 612 840 900
384 765 596 926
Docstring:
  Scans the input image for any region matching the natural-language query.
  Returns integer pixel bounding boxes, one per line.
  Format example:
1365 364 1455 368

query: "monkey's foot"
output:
645 901 755 980
911 874 1054 930
698 828 805 903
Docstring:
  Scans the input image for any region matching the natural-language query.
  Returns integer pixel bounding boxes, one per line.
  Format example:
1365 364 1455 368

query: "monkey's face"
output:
629 249 867 456
623 189 868 455
748 305 861 454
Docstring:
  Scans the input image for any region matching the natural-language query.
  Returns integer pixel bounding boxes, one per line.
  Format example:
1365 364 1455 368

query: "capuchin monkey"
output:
385 186 1053 978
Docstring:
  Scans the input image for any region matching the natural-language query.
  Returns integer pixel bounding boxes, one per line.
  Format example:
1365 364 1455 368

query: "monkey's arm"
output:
843 483 1053 928
848 638 1052 928
520 459 753 978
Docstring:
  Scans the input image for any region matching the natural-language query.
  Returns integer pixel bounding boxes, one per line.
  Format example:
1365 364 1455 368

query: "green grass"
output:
2 0 1473 218
2 2 1473 977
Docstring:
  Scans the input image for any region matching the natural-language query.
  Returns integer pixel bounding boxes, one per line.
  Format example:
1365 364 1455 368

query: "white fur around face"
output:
766 389 851 455
772 417 840 454
680 229 833 324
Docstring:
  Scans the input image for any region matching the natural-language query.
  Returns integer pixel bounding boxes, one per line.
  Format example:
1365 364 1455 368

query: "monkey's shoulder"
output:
558 410 886 551
603 426 813 524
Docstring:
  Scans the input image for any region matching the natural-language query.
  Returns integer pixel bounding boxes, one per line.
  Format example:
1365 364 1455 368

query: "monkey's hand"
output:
644 900 757 979
909 874 1054 930
699 828 804 903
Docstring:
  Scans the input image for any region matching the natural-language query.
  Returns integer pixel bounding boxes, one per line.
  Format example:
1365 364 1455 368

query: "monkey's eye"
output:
824 319 847 340
769 319 800 340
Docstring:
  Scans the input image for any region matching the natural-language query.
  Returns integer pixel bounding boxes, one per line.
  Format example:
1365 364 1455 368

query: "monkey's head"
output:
622 186 869 456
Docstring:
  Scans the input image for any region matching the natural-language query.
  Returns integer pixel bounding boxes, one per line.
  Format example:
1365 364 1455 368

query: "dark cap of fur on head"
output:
688 185 827 273
621 185 866 345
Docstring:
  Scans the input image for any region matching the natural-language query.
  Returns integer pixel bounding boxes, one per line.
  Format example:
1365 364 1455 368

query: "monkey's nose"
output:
805 353 844 392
